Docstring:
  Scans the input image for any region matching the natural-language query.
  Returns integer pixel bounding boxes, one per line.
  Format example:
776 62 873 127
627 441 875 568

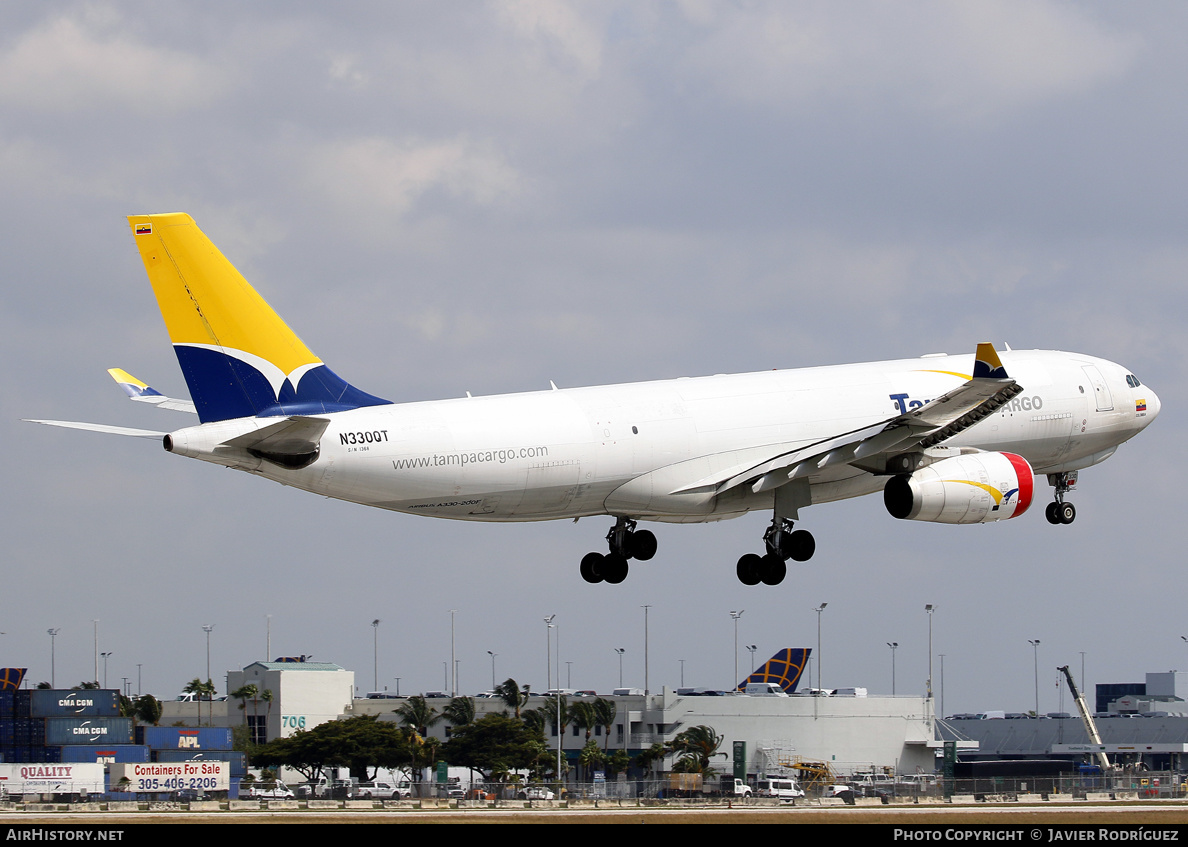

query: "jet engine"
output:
883 452 1034 524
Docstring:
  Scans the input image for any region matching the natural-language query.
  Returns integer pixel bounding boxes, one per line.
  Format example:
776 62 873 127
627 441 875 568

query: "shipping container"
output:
31 690 120 718
154 749 245 776
56 745 151 764
43 717 134 747
137 726 233 751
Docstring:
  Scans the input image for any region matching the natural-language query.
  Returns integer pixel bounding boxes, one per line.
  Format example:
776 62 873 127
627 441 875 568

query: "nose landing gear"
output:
579 517 657 584
1045 471 1078 525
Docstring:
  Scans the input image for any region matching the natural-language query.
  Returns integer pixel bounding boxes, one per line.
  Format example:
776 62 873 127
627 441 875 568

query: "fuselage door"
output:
1081 365 1114 412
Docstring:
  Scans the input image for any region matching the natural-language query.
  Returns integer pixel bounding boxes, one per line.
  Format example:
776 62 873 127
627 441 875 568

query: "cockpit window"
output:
1126 374 1142 388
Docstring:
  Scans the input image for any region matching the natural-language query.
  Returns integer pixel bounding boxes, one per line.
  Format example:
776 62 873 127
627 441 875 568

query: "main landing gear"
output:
1045 471 1078 525
735 518 815 586
580 517 657 584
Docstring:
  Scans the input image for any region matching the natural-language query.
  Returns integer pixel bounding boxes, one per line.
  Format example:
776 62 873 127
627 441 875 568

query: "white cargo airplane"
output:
30 214 1160 586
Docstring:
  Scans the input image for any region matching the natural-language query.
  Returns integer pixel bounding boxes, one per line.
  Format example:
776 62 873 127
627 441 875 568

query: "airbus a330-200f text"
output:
30 214 1161 586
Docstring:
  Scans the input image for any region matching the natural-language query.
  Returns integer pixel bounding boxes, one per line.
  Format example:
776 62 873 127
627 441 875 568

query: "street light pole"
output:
813 604 828 692
615 648 625 689
372 619 381 693
641 605 652 695
1029 639 1042 716
887 642 898 695
488 651 497 690
730 610 744 690
202 625 214 683
925 604 934 703
47 628 60 689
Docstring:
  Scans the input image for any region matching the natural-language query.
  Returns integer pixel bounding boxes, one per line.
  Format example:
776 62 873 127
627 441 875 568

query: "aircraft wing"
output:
675 343 1023 497
108 368 197 414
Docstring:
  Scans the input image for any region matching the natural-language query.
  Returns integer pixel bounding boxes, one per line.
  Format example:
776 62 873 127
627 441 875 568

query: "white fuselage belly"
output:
243 349 1151 523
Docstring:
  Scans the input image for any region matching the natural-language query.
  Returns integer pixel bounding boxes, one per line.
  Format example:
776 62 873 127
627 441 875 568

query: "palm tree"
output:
668 725 727 775
442 696 476 731
593 697 617 752
495 678 530 719
568 701 597 742
231 684 261 743
396 695 442 736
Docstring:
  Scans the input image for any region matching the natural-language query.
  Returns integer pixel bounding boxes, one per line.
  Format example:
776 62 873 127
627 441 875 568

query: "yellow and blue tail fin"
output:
128 214 389 423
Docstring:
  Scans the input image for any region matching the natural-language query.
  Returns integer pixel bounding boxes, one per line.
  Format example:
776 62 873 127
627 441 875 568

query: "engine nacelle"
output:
883 452 1034 524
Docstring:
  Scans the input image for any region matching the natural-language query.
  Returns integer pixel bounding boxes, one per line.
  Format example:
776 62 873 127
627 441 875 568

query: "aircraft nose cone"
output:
1144 388 1161 422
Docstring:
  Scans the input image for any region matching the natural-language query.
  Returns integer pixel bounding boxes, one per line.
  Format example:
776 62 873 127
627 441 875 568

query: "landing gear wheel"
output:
736 554 762 586
629 529 657 561
601 553 629 584
1057 502 1076 524
759 553 787 586
1045 502 1061 525
580 552 605 584
787 529 815 562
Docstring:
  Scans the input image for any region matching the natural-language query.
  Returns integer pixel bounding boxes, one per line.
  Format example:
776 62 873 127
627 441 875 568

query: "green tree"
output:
253 716 412 782
396 695 441 736
568 700 596 742
133 694 163 726
442 696 476 730
495 678 530 719
593 698 617 751
577 739 605 779
668 725 727 775
441 713 548 782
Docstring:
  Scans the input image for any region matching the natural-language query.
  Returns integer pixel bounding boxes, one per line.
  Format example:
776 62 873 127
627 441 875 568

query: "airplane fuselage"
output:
165 347 1157 524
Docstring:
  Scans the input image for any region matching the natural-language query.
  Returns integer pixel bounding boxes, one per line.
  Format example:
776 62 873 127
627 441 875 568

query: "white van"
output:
756 777 805 800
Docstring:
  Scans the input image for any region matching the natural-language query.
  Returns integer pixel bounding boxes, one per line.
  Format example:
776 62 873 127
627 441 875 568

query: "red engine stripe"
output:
1003 452 1034 517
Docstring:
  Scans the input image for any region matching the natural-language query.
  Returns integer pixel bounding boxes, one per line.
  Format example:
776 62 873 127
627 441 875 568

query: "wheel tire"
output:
1058 502 1076 524
760 553 787 586
788 529 815 562
629 529 658 561
736 553 762 586
1045 502 1061 524
602 553 629 584
580 552 605 584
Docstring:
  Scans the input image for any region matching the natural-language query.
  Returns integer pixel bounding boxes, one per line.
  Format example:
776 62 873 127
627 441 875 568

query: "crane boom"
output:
1058 665 1110 771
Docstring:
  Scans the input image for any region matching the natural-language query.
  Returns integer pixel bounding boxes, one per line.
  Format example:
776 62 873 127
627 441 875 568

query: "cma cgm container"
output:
31 690 120 718
43 717 134 746
138 726 233 751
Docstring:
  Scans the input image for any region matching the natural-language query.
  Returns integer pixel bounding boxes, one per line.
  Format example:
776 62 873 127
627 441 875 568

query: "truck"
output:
664 773 752 797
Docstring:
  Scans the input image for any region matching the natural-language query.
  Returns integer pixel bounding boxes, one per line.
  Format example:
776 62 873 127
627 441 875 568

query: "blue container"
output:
31 690 120 718
44 717 134 746
57 745 151 763
137 726 233 751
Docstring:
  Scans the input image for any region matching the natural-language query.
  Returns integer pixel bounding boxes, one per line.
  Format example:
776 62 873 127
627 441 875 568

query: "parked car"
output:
518 785 556 800
356 780 411 799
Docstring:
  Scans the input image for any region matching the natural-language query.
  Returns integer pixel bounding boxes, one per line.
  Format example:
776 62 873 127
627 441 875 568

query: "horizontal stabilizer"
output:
108 368 196 414
24 420 165 439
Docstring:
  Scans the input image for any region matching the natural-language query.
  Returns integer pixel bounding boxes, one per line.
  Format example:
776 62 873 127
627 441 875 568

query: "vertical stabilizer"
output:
128 214 388 422
738 648 811 693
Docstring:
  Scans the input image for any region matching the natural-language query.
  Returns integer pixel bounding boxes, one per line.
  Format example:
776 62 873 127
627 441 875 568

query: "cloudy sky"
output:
2 2 1183 720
